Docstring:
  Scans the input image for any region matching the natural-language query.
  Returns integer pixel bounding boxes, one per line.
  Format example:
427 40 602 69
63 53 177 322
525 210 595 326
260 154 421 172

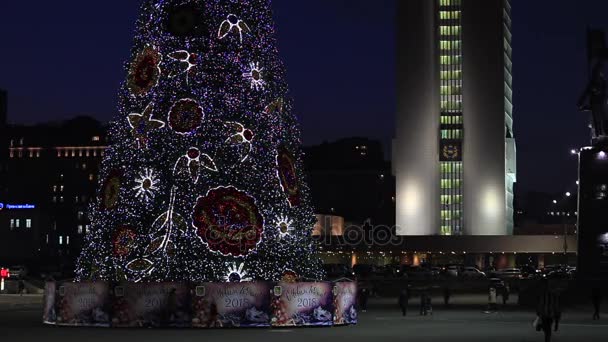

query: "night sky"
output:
0 0 606 195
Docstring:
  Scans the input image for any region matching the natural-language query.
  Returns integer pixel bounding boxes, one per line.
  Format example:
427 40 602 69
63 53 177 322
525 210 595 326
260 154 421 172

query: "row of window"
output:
441 195 463 205
440 70 462 80
440 40 462 51
440 55 462 65
47 235 71 245
441 179 463 189
441 129 463 140
440 85 462 96
439 26 461 37
441 162 463 173
9 219 32 229
441 210 462 220
440 115 463 125
439 0 461 6
441 101 463 111
439 11 461 20
57 148 105 158
52 195 89 204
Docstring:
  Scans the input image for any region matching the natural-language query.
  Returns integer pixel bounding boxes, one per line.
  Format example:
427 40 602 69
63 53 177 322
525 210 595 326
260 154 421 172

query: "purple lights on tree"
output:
75 0 324 283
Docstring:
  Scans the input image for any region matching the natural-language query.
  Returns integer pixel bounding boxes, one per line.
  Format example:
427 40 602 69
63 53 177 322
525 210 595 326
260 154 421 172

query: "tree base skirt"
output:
42 280 358 328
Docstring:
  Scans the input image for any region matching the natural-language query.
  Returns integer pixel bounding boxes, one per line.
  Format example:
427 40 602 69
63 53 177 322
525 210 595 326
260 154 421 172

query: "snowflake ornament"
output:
224 262 252 283
133 168 160 202
243 62 266 91
274 215 295 238
218 14 251 43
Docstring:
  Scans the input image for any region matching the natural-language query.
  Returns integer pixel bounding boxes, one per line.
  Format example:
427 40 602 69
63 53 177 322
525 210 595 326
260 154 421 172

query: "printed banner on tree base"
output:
192 282 271 328
55 282 111 327
333 282 358 325
42 282 57 324
111 283 190 328
271 282 334 327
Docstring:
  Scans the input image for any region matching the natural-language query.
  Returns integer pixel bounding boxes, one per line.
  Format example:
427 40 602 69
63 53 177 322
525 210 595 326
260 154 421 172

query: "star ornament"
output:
223 262 252 283
128 103 165 149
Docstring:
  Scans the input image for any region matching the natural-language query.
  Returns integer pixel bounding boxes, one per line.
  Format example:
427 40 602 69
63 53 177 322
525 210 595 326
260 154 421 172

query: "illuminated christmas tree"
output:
76 0 324 283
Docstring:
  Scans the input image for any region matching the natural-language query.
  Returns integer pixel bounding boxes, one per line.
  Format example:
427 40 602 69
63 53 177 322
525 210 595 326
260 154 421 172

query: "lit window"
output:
60 185 64 192
89 174 95 181
75 196 79 203
26 219 32 228
60 196 64 203
10 219 15 229
59 236 63 245
77 211 84 220
52 196 57 203
85 225 90 234
15 219 20 228
82 163 87 169
66 236 70 245
46 234 49 244
78 225 83 234
92 136 100 142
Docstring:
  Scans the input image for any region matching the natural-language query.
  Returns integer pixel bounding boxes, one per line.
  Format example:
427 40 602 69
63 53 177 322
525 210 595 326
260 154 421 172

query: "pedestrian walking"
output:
487 286 497 312
502 283 510 305
359 287 369 312
398 288 409 316
592 286 602 320
419 290 427 316
18 280 25 296
443 287 451 307
536 279 561 342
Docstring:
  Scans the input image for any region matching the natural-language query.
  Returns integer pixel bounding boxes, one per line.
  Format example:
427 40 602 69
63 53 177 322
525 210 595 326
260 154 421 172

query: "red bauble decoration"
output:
277 147 300 206
168 98 204 135
192 186 264 256
112 226 136 258
127 46 161 96
101 170 122 210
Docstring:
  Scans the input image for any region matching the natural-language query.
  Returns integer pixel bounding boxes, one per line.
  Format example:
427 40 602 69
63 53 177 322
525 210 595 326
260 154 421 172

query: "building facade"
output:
395 0 516 236
0 114 106 267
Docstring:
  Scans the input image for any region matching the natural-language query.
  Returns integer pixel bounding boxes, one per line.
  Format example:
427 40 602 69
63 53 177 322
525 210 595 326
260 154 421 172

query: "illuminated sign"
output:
0 203 36 210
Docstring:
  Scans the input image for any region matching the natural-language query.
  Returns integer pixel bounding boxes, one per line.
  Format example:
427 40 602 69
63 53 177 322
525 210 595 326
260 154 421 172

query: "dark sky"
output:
0 0 606 195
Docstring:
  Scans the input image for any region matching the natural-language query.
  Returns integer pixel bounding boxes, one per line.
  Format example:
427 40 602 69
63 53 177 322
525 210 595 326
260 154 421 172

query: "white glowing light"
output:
243 62 266 91
225 122 254 162
224 262 252 282
168 50 197 85
133 168 160 202
274 215 295 238
218 14 251 43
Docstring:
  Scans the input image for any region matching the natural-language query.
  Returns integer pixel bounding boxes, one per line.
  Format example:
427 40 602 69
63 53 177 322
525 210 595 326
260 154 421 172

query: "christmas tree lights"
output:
75 0 324 283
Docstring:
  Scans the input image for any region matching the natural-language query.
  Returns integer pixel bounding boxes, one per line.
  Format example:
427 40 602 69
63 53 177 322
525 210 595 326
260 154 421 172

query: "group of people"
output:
356 279 603 342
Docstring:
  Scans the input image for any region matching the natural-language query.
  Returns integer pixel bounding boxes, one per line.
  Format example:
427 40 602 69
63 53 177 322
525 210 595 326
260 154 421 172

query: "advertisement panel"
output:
271 282 333 327
333 282 358 325
111 282 190 328
55 282 111 327
192 282 271 328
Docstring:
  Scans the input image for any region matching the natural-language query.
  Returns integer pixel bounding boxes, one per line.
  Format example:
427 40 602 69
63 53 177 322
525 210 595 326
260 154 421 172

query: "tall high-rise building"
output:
394 0 516 236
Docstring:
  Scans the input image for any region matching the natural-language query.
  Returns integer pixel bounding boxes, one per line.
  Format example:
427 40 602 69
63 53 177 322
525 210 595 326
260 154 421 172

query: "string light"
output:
76 0 324 283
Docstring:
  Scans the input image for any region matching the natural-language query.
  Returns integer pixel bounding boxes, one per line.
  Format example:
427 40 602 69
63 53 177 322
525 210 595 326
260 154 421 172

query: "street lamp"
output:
566 192 572 197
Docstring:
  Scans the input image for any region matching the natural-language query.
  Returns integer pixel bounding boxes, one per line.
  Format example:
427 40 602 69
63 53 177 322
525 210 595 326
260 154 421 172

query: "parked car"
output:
402 266 433 280
445 265 461 277
9 265 27 279
519 265 541 279
353 264 376 278
489 278 506 290
496 268 522 280
461 267 486 278
323 264 354 279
